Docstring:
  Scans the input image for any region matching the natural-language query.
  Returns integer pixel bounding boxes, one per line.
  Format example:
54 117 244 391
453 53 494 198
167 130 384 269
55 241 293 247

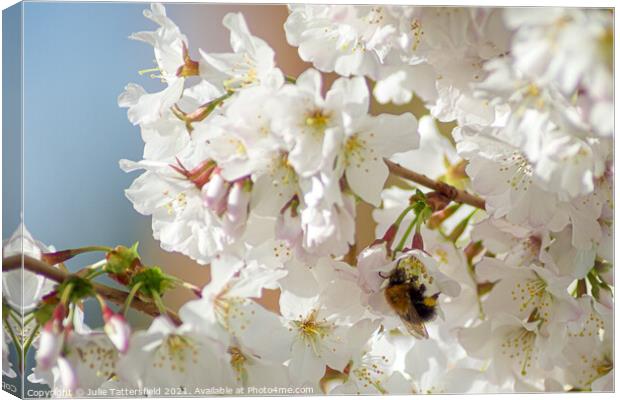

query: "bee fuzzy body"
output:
383 262 439 339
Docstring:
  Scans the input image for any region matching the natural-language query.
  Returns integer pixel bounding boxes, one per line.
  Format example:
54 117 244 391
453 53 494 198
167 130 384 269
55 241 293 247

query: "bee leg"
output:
378 271 389 279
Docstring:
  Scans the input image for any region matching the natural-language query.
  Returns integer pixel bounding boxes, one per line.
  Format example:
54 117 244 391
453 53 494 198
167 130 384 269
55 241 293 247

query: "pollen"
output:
152 334 199 372
499 327 537 376
305 110 331 130
228 346 249 384
213 285 248 332
344 134 373 168
423 297 437 307
513 277 551 322
292 309 335 356
75 340 116 379
498 151 533 192
228 138 247 155
525 83 540 98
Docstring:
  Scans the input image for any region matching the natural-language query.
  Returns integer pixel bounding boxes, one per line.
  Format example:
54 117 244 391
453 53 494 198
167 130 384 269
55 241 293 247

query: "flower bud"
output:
203 171 229 214
40 250 74 265
372 224 398 248
411 231 424 251
36 304 66 370
102 306 131 353
427 204 460 229
226 181 250 223
176 42 200 78
105 243 141 276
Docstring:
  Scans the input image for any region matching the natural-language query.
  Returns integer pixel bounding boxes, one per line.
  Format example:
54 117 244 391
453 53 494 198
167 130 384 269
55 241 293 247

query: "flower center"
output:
292 310 334 356
344 134 375 169
512 278 551 322
152 335 199 373
500 327 537 376
228 346 249 384
499 151 533 192
350 353 391 394
223 54 258 90
75 340 116 379
305 110 331 131
212 285 246 330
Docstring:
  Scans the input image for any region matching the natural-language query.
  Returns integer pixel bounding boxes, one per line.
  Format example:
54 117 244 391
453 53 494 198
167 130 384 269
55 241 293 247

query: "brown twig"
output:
384 159 486 210
2 255 181 325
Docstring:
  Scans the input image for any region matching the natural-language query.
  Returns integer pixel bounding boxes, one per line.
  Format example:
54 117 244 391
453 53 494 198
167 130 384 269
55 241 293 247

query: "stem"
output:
85 269 107 280
150 290 169 318
3 315 22 373
94 293 107 310
170 277 201 295
446 209 478 243
60 282 75 305
395 213 421 253
42 246 111 264
76 259 107 278
2 255 181 325
86 259 107 270
172 91 233 132
394 204 416 227
123 282 143 317
23 314 35 326
8 309 22 327
67 303 76 327
22 323 40 362
385 159 486 210
71 246 112 253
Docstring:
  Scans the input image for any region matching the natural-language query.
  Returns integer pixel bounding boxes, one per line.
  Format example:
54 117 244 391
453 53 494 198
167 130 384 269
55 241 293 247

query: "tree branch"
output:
2 255 181 325
384 159 486 210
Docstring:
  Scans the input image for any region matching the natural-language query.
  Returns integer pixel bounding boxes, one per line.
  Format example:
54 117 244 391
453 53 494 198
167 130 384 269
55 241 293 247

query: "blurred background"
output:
3 2 433 393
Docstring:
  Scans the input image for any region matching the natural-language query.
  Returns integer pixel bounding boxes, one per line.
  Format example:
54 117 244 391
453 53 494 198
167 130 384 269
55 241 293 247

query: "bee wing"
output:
401 307 429 340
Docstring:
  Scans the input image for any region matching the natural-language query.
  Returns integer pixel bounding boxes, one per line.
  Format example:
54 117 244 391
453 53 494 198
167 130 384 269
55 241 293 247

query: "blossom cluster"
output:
3 4 613 395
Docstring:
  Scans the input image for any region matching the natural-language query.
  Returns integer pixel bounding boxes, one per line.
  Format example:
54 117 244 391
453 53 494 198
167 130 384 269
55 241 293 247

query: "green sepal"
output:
130 266 176 298
57 276 95 303
105 242 141 274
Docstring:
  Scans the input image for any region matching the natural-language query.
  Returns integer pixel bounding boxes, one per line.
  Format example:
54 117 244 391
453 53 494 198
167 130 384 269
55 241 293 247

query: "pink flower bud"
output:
36 306 65 371
226 181 250 223
102 307 131 353
411 231 424 251
203 172 229 214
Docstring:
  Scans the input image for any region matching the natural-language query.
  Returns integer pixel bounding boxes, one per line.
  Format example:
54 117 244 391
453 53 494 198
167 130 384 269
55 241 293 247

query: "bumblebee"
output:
383 262 439 339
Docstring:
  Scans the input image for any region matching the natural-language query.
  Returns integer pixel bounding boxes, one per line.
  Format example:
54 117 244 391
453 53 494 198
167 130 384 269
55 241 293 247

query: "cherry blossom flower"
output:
110 4 616 394
2 224 59 313
116 317 234 392
200 12 284 91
